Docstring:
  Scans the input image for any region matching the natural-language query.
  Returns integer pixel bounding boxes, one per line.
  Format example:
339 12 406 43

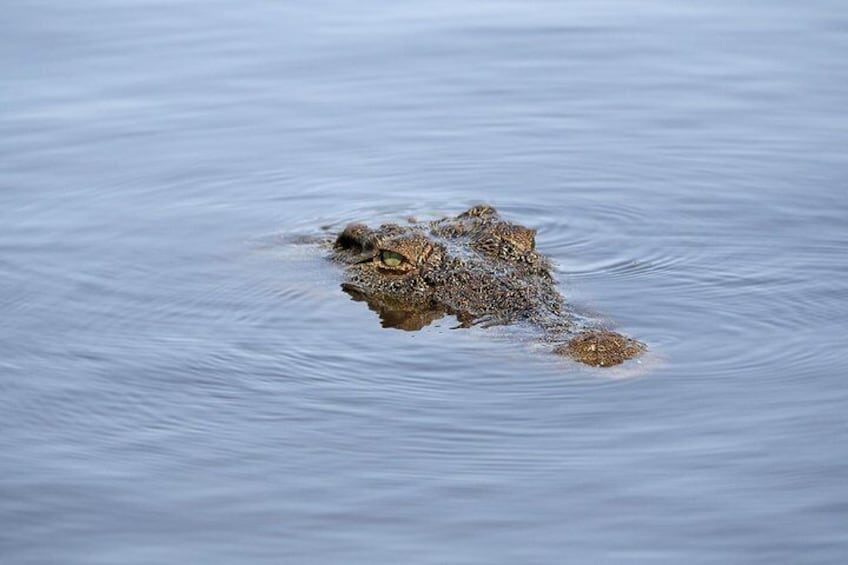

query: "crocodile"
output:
330 205 645 366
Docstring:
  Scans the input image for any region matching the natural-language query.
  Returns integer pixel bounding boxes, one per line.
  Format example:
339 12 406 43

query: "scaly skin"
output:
330 205 644 366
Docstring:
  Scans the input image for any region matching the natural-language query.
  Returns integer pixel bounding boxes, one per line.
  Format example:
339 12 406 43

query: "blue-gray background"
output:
2 1 847 563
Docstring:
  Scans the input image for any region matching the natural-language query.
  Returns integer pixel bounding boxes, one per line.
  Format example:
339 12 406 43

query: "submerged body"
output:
331 205 644 366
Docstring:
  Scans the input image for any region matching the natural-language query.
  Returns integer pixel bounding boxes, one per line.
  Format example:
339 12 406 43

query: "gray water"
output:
2 1 848 563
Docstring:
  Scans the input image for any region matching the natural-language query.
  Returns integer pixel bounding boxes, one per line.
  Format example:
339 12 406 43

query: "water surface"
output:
2 1 848 563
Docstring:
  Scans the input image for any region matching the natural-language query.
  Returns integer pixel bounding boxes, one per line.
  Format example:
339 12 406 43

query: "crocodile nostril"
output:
554 330 646 367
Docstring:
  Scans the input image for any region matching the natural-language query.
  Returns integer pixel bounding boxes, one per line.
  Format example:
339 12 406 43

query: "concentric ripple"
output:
513 194 848 386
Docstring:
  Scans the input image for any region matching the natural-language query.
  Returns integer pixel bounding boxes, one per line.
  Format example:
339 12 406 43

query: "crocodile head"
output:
330 206 645 365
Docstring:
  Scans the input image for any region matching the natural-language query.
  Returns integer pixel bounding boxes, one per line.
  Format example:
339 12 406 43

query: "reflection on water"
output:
343 284 448 331
2 0 848 563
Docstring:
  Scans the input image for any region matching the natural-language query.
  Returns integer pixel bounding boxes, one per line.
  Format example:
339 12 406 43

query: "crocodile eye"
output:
380 250 405 267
